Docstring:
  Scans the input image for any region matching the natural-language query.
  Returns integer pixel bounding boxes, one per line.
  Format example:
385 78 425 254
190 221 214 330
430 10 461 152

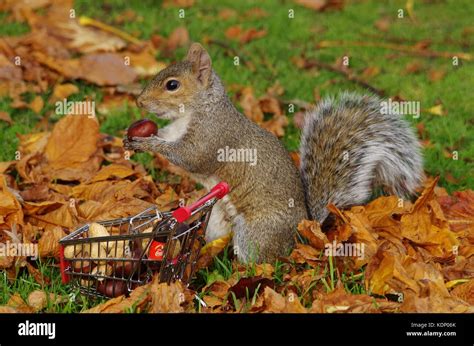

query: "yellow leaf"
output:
426 104 444 116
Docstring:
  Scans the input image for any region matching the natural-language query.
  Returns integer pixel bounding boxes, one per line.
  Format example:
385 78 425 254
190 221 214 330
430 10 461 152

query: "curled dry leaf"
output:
262 286 307 313
229 276 274 300
29 96 44 114
297 219 328 249
0 111 13 124
49 83 79 103
38 226 66 258
26 262 51 286
450 279 474 305
148 280 186 313
225 26 267 44
0 306 18 313
290 243 323 267
310 286 399 313
197 233 232 270
0 175 24 227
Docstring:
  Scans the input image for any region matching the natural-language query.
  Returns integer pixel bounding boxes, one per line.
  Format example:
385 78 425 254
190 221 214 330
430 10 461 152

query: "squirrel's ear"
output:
186 43 212 86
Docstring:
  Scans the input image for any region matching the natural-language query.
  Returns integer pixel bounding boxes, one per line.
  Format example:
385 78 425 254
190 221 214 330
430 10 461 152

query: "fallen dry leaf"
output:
262 286 307 313
49 83 79 103
297 219 328 249
29 95 44 114
38 226 66 258
7 293 35 313
197 233 232 269
225 26 267 44
450 279 474 305
0 111 12 124
295 0 344 11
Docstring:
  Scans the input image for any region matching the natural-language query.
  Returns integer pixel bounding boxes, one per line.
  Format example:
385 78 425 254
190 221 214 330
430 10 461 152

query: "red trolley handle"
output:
172 181 229 223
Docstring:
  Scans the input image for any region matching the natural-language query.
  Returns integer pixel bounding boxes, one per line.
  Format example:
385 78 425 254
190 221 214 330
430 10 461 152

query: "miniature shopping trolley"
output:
59 182 229 298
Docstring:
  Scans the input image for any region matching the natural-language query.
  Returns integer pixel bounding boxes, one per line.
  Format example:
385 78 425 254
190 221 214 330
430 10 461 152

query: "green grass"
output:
0 259 99 312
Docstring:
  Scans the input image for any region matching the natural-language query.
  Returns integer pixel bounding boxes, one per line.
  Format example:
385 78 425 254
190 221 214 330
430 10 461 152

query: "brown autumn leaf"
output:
295 0 344 12
197 234 232 270
26 262 51 286
374 17 391 32
204 280 232 299
261 115 288 138
225 26 267 44
310 286 399 313
53 17 127 54
29 95 44 114
450 279 474 305
244 8 269 19
342 209 379 266
400 178 459 258
166 27 190 52
17 132 50 156
229 276 274 300
0 175 24 227
297 219 328 249
290 269 323 292
38 226 66 258
258 95 282 116
428 69 446 82
19 183 50 201
404 61 424 74
79 53 137 86
400 280 473 313
218 8 237 20
44 115 102 181
163 0 194 8
203 295 224 309
0 111 12 124
0 53 22 81
239 87 264 123
90 163 138 183
49 83 79 103
262 286 307 313
438 190 474 233
83 284 151 313
289 243 324 267
0 253 14 270
0 306 18 313
148 280 186 313
365 246 419 296
124 50 166 78
290 151 300 168
7 293 35 313
255 263 275 278
361 66 380 79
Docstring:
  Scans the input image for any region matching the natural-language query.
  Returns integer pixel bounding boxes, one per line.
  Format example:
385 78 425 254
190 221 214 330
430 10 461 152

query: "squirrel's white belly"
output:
189 174 235 241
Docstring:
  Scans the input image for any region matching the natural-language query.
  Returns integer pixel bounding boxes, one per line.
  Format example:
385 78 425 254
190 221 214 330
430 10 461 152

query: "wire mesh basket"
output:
59 182 229 298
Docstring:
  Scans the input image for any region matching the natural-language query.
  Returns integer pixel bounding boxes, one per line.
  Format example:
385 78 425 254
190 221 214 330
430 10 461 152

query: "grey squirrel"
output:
124 43 423 263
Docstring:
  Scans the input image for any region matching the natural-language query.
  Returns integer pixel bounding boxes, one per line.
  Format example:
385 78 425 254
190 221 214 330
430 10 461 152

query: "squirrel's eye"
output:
165 80 180 91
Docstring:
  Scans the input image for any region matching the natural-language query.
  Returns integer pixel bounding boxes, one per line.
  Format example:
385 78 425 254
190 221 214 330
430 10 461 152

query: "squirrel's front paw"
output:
123 136 151 152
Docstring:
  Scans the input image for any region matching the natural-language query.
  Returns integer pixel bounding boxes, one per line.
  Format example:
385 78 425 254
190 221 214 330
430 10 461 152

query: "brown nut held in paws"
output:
127 119 158 139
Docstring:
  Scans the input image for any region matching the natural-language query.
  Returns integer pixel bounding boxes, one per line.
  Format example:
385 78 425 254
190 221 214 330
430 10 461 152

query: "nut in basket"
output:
59 182 229 298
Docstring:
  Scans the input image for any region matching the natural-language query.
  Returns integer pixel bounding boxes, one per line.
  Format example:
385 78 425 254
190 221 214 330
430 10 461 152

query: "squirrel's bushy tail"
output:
300 92 423 222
